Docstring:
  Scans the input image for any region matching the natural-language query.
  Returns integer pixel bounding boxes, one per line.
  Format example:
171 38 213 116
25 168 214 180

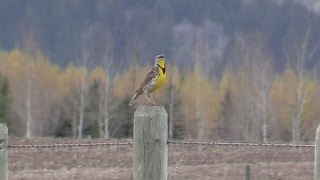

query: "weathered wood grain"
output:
0 123 8 180
133 106 168 180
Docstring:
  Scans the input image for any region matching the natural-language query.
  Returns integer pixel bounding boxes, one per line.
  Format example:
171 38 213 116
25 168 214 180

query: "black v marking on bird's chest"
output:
157 64 166 74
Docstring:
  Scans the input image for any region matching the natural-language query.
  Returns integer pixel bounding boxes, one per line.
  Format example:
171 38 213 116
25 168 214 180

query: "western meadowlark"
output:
129 54 166 106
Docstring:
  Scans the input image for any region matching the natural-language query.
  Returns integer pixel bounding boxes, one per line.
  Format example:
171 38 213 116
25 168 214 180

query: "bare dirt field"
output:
8 138 314 180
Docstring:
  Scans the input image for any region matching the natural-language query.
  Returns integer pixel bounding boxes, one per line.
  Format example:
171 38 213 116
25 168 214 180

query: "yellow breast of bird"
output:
150 68 166 93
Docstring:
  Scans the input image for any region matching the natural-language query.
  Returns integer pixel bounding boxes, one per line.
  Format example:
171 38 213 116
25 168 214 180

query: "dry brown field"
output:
8 138 314 180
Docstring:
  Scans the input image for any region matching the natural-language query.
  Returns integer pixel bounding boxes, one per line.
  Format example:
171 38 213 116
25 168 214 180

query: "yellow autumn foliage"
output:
1 48 320 140
180 65 220 138
112 65 150 101
270 67 320 139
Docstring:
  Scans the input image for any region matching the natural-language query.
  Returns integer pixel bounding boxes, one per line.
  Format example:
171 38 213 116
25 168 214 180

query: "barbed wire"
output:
8 141 133 149
6 140 315 150
167 140 315 148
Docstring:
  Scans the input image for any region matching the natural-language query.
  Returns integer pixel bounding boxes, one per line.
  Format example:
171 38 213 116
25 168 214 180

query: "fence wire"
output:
8 141 133 149
7 140 314 150
167 140 315 148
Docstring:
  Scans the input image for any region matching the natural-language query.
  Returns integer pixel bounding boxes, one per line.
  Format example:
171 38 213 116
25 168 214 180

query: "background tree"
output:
283 22 319 142
76 25 95 138
0 74 11 125
165 67 183 139
181 65 220 139
100 31 117 138
215 69 235 140
243 33 274 143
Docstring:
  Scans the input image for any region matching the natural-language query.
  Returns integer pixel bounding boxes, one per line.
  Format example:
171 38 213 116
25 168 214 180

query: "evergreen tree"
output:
0 74 11 124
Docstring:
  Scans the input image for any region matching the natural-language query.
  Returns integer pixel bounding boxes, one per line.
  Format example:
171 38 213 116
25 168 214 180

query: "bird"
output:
129 54 166 106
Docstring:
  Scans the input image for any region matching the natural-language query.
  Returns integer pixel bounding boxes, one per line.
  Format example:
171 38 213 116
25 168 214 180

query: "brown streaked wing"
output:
135 67 156 92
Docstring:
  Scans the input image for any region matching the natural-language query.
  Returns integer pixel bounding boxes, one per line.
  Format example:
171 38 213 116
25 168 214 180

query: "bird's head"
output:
155 54 165 69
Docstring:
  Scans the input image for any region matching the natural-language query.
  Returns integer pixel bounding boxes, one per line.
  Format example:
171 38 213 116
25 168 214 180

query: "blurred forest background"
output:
1 0 320 143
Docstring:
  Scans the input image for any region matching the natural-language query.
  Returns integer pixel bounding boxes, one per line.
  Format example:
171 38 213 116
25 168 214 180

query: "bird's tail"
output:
129 90 141 106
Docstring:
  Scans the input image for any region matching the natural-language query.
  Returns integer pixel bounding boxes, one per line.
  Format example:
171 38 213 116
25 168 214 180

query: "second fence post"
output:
315 124 320 180
0 123 8 180
133 106 168 180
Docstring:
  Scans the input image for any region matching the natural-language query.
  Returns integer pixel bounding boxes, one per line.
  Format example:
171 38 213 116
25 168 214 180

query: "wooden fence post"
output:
133 106 168 180
245 165 250 180
0 123 8 180
315 125 320 180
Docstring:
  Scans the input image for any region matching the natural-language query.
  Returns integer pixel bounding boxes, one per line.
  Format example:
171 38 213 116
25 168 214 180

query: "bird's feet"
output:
147 102 158 106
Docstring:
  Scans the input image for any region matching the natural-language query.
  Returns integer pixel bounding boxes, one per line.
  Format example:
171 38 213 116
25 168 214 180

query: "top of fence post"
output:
134 105 167 117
